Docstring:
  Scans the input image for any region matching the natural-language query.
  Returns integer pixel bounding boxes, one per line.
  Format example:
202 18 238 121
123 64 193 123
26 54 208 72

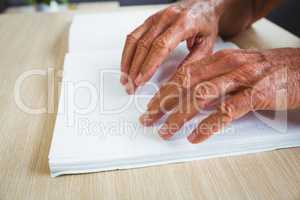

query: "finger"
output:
157 85 217 140
127 14 177 94
173 58 284 141
135 23 186 86
157 68 233 140
183 34 216 65
187 36 196 51
193 61 277 106
120 16 154 85
158 60 273 141
182 49 268 88
158 95 202 140
140 48 242 126
187 88 255 144
139 62 203 126
140 49 256 125
140 81 183 126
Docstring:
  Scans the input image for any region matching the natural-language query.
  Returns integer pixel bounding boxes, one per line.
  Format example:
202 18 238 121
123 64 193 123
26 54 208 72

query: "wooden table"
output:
0 5 300 200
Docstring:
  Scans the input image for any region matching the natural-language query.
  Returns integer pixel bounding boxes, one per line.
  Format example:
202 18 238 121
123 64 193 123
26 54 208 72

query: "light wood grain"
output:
0 5 300 200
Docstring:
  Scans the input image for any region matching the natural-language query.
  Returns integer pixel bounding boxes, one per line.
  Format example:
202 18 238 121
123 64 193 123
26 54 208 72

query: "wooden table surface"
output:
0 5 300 200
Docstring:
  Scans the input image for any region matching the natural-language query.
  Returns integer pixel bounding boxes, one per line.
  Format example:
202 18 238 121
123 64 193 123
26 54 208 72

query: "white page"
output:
69 10 155 52
49 11 300 176
69 10 237 53
49 49 300 163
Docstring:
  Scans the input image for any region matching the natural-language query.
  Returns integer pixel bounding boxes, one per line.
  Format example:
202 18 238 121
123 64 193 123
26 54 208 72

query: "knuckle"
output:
179 10 189 18
165 5 181 14
176 15 189 28
152 38 168 50
219 51 247 65
220 89 255 116
235 62 270 84
149 25 159 33
129 61 139 73
194 81 218 100
215 49 236 58
242 88 254 99
228 68 251 86
225 52 240 61
126 33 138 42
220 102 236 119
195 83 209 100
173 67 188 84
137 38 150 49
144 15 155 24
163 6 177 16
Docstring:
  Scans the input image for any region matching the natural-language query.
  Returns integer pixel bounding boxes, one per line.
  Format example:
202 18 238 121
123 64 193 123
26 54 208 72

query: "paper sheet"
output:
49 49 300 176
48 11 300 177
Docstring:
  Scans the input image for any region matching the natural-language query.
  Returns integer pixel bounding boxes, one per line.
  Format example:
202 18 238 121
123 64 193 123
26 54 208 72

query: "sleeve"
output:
219 0 282 38
251 0 282 22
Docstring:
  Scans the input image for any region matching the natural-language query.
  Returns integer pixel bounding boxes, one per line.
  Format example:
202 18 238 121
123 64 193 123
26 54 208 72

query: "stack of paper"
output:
48 10 300 177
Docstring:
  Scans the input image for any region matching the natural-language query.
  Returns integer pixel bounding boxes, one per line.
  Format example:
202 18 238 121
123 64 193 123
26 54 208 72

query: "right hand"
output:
140 48 300 143
120 0 229 94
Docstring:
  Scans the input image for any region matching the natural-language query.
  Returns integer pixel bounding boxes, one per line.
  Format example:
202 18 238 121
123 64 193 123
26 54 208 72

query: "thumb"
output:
184 34 217 65
170 34 216 88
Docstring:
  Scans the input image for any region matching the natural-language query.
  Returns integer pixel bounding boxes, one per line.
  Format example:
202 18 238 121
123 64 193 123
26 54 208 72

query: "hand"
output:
120 0 229 94
140 48 300 143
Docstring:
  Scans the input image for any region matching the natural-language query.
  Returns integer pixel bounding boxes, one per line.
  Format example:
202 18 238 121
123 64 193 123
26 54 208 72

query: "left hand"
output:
139 48 300 144
120 0 227 93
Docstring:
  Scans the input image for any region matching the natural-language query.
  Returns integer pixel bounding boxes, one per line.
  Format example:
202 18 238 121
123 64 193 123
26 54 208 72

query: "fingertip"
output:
135 74 143 86
120 76 128 85
139 113 154 127
187 132 197 143
125 84 135 95
126 88 133 95
187 130 210 144
158 124 173 140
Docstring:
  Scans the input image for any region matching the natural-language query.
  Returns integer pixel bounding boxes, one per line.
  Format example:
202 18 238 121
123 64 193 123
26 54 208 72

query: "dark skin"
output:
121 0 300 144
140 48 300 143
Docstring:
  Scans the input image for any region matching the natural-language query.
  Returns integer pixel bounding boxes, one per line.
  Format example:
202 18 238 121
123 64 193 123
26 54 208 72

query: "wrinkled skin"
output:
120 0 279 93
120 0 292 144
140 48 300 143
120 0 229 93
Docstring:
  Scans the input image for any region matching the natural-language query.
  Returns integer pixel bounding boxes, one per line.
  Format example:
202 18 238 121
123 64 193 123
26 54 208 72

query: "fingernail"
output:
187 131 209 144
125 84 134 95
158 124 173 140
120 76 127 85
126 89 133 95
135 74 143 85
187 132 197 143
